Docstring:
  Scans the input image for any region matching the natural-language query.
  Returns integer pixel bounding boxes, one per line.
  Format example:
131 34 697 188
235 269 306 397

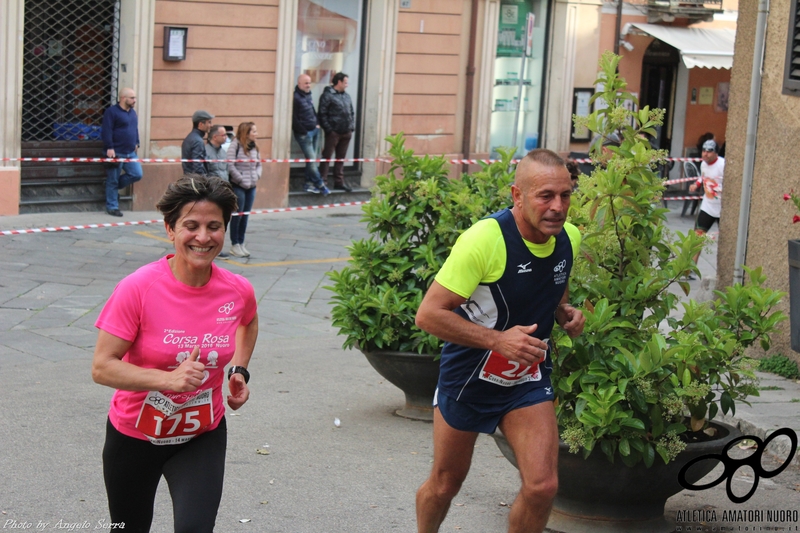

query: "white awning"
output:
628 23 735 70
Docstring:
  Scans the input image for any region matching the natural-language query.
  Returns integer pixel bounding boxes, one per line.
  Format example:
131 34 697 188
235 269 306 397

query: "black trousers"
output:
102 417 227 533
320 130 352 186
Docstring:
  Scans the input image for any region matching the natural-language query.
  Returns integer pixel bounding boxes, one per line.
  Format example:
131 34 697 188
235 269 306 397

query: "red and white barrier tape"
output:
0 200 367 237
662 196 702 201
0 157 392 164
662 176 699 185
0 156 703 165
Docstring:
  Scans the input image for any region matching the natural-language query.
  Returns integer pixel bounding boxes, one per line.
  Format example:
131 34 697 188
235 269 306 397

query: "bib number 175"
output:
136 389 213 445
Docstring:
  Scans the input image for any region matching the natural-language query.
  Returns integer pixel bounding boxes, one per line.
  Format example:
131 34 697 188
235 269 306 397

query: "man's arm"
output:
416 281 550 368
101 108 115 158
318 94 331 132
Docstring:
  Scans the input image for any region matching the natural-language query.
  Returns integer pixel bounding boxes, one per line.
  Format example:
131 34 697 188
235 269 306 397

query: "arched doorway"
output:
640 38 680 154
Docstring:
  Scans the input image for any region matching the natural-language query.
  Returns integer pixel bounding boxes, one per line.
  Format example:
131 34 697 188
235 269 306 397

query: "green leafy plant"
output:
326 133 516 354
554 51 787 468
757 354 800 380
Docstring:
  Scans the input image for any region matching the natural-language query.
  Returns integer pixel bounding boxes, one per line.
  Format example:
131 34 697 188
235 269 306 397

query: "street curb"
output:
718 414 800 468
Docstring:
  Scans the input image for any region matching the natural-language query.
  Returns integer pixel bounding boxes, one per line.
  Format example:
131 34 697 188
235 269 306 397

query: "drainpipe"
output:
614 0 623 55
733 0 769 285
461 0 479 175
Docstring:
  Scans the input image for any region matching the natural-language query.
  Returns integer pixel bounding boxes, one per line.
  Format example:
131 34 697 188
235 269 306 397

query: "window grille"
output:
785 0 800 96
21 0 120 142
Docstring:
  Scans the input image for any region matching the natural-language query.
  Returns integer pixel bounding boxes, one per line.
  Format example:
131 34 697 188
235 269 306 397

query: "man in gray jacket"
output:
182 110 214 174
318 73 355 192
206 125 229 182
204 124 231 258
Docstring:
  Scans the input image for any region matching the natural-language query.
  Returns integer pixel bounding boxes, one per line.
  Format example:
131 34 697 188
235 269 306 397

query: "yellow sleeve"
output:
435 220 581 299
435 219 506 298
564 222 581 259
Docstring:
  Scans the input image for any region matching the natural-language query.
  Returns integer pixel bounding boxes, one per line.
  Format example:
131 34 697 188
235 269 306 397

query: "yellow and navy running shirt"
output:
436 208 580 404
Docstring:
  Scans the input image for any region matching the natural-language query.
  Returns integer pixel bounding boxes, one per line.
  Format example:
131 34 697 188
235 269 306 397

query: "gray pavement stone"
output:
0 307 36 329
0 329 92 363
31 325 99 349
11 306 92 330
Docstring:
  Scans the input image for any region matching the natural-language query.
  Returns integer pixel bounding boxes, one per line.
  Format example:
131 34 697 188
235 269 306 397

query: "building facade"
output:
0 0 736 215
718 0 800 359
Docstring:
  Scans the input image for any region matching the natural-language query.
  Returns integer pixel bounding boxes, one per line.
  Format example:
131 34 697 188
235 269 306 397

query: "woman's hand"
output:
227 373 249 410
167 346 206 392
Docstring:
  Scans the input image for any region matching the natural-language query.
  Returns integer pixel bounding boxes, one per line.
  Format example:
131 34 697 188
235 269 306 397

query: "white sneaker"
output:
240 244 251 257
230 244 246 257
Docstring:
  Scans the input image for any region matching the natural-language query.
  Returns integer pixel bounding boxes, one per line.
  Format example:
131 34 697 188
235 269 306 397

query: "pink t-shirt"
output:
96 256 257 444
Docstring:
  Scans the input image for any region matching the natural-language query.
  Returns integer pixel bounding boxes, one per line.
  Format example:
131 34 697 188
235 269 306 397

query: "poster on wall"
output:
698 87 714 105
497 0 532 57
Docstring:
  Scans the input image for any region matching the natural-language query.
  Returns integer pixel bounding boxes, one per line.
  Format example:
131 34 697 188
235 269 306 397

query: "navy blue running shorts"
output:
434 384 554 434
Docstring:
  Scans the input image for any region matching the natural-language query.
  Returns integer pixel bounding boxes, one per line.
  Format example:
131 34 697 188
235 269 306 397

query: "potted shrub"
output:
326 134 517 419
492 52 787 532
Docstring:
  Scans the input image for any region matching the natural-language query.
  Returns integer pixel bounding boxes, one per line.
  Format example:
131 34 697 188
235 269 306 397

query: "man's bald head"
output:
118 88 136 111
297 74 312 93
514 149 567 192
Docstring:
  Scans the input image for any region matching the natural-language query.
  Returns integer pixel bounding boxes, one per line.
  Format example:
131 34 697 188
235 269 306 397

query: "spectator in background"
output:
206 124 231 258
182 110 214 175
318 72 355 192
101 88 142 217
293 74 330 196
206 125 229 183
696 132 715 155
226 122 262 258
566 159 580 191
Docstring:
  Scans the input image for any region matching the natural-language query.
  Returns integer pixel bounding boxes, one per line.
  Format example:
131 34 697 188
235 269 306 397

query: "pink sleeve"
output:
95 276 143 342
239 278 258 325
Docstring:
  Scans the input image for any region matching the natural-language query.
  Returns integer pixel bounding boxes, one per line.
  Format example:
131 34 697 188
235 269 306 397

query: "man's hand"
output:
106 149 116 158
493 324 549 367
168 346 205 392
556 304 585 338
227 373 250 410
689 183 699 193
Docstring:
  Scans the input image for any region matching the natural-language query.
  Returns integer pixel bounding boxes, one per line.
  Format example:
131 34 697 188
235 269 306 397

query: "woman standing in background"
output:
226 122 262 258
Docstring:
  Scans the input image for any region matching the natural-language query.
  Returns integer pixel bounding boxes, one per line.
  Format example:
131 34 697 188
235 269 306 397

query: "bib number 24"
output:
479 339 548 387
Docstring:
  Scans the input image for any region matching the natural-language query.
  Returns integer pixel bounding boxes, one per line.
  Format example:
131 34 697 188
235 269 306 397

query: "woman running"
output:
92 175 259 532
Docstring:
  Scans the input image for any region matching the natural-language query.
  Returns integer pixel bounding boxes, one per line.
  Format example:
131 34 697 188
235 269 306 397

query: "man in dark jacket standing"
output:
293 74 329 195
318 72 355 192
101 88 142 217
182 110 214 175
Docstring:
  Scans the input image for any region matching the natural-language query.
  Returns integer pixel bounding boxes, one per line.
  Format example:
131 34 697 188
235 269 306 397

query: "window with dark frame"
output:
784 0 800 95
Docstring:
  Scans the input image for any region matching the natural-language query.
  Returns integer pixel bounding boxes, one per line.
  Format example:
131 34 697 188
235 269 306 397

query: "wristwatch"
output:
227 366 250 384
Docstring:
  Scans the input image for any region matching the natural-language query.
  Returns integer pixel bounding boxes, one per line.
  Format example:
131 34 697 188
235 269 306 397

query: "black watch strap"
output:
227 365 250 384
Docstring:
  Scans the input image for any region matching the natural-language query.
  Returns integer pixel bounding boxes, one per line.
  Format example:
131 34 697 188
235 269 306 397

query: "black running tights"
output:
102 417 227 533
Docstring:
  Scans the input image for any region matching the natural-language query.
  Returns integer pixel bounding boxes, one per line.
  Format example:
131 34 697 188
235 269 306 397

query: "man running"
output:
414 148 585 533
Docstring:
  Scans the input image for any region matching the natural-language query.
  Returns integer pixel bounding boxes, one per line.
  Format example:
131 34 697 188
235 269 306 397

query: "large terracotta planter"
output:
360 349 440 421
491 420 742 533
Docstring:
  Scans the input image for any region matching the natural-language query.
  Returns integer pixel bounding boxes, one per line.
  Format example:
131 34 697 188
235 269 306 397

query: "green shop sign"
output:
497 0 533 57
